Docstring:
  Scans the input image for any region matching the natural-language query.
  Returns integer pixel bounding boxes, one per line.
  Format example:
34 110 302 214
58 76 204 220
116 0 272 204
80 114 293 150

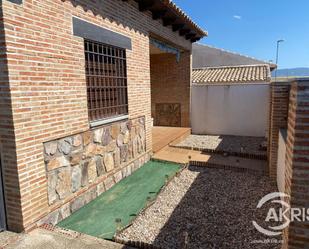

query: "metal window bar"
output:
84 39 128 122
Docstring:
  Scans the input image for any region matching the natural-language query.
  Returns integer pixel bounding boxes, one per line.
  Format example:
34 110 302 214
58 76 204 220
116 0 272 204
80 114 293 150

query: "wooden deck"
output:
152 126 191 153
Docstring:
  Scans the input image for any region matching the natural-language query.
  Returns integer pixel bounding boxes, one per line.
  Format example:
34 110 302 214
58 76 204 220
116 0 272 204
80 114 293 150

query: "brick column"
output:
282 79 309 248
268 82 290 178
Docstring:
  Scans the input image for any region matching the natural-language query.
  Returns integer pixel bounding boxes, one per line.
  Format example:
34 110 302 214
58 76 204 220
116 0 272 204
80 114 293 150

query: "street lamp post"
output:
275 39 284 79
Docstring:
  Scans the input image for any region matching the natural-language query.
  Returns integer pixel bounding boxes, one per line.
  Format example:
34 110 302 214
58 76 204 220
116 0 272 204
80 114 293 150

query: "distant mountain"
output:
272 68 309 78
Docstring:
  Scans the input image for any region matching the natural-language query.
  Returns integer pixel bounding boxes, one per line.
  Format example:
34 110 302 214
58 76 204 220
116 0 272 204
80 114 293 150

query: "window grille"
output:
84 39 128 122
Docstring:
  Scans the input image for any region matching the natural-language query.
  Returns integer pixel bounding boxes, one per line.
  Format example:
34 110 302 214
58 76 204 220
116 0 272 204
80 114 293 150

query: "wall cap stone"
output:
272 77 309 85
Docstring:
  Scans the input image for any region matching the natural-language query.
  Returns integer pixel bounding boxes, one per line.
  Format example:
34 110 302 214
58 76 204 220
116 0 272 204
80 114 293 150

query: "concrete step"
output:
153 147 267 174
0 231 24 248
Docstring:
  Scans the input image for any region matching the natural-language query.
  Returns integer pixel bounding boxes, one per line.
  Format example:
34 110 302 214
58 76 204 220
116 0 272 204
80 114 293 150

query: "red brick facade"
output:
282 80 309 248
267 79 309 248
0 0 193 231
268 82 290 178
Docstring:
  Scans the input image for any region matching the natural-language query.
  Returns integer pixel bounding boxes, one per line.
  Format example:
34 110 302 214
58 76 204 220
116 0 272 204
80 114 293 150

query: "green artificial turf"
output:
58 160 181 240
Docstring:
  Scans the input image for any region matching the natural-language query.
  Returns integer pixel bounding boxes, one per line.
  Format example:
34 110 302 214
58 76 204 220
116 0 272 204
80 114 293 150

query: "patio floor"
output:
0 228 134 249
57 161 181 240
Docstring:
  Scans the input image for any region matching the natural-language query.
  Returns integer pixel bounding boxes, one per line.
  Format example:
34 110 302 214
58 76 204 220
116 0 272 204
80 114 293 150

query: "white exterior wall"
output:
277 130 287 193
191 83 270 137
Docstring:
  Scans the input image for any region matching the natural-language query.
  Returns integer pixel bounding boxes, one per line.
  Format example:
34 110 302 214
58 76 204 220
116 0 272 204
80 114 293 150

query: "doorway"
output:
149 37 191 128
0 153 7 230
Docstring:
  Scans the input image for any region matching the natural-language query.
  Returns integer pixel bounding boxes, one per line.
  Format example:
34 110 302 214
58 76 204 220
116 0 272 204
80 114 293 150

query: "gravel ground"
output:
176 135 267 156
118 166 281 249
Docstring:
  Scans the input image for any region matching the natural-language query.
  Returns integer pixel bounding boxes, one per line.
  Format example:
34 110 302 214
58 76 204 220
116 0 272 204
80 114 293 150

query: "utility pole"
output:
275 39 284 79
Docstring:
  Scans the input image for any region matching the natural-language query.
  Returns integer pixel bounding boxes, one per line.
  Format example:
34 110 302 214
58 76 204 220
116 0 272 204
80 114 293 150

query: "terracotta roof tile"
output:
161 0 207 37
192 65 271 84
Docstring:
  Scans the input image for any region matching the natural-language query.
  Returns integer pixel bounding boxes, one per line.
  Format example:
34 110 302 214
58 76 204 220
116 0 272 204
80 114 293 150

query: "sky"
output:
173 0 309 69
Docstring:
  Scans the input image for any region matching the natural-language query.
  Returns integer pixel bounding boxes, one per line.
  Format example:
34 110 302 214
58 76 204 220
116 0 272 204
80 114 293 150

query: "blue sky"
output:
173 0 309 69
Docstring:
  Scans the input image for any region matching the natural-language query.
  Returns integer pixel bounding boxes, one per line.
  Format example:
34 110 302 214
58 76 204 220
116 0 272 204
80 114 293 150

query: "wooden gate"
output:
155 103 181 127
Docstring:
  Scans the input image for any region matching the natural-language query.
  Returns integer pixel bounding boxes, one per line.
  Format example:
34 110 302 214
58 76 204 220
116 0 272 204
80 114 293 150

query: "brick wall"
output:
268 81 290 178
0 6 23 229
282 80 309 248
150 52 192 127
1 0 192 231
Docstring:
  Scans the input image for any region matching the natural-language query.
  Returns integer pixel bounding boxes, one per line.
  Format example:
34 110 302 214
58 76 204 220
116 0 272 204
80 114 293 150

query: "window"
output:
84 39 128 123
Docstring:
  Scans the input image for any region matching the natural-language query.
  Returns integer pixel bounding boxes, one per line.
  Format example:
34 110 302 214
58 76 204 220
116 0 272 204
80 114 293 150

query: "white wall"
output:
277 130 287 193
191 84 270 137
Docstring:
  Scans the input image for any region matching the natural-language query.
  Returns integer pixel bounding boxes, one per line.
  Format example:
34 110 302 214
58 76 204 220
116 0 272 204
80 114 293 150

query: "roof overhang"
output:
122 0 208 43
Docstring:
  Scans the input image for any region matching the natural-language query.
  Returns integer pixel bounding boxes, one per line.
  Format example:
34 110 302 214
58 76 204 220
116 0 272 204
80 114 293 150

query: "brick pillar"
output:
268 82 290 179
282 80 309 248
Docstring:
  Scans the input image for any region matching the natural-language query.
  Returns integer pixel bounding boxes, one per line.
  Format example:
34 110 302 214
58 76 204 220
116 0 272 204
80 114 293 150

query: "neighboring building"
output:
193 43 276 69
0 0 206 232
191 45 273 137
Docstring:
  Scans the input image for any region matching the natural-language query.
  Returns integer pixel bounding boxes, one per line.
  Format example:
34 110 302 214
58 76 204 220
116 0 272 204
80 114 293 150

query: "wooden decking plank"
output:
152 126 191 153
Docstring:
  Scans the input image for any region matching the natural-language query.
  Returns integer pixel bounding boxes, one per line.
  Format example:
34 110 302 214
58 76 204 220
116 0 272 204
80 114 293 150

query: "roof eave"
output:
124 0 207 42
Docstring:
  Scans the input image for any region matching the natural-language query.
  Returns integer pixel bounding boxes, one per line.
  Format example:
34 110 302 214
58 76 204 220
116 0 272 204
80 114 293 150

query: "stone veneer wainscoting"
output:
37 116 150 226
